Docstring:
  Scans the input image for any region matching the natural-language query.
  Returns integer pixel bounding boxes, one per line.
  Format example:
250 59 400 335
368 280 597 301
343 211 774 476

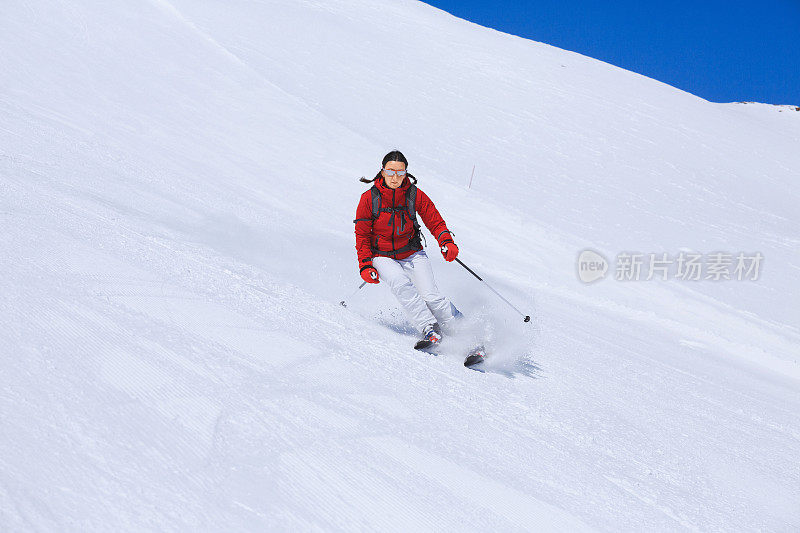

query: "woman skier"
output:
354 150 462 349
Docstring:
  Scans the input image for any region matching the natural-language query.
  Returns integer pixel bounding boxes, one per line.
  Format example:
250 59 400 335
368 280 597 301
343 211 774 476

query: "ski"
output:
413 339 439 353
463 345 486 370
415 341 486 371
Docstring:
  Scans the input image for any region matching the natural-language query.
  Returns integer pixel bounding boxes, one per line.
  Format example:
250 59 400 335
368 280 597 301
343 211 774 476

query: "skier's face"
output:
382 161 406 189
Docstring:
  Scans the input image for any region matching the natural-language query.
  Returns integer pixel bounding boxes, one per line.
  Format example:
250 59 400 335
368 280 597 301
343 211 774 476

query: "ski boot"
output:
414 322 442 351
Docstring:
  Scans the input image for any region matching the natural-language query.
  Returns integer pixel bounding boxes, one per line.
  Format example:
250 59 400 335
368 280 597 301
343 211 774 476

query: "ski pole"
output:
443 247 531 322
339 281 367 308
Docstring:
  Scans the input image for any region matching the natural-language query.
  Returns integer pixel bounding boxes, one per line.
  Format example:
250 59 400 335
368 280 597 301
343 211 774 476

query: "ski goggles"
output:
382 168 407 176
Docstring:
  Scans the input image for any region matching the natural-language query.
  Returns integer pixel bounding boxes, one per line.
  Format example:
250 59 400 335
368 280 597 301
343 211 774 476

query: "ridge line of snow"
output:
147 0 379 149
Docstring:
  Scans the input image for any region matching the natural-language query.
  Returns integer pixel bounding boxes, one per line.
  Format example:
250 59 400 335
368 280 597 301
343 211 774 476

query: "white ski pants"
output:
373 250 457 333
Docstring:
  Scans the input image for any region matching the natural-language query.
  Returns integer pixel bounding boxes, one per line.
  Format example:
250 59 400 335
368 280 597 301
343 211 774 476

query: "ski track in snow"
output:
2 0 799 531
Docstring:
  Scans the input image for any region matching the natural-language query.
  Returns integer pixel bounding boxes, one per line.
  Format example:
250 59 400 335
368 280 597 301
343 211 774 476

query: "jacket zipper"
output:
391 188 395 253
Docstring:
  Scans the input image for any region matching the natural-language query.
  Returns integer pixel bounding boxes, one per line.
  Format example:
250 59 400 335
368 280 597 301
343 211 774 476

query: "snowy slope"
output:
1 0 799 531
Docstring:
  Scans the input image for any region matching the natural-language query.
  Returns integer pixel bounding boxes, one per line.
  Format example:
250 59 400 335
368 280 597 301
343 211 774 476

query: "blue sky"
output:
424 0 799 105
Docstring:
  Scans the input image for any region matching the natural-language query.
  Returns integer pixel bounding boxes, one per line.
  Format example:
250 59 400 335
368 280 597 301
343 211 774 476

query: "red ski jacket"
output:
354 177 454 272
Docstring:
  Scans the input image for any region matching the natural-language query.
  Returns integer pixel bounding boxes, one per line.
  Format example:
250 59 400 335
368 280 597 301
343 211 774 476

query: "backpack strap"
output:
405 185 424 248
406 183 425 248
352 186 382 223
370 185 414 233
406 185 418 224
371 186 381 219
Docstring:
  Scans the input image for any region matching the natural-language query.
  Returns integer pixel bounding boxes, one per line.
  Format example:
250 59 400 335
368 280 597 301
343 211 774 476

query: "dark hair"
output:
360 150 417 184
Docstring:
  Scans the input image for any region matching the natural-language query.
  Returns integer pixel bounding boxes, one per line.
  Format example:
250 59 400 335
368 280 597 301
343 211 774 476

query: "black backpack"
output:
361 184 424 257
